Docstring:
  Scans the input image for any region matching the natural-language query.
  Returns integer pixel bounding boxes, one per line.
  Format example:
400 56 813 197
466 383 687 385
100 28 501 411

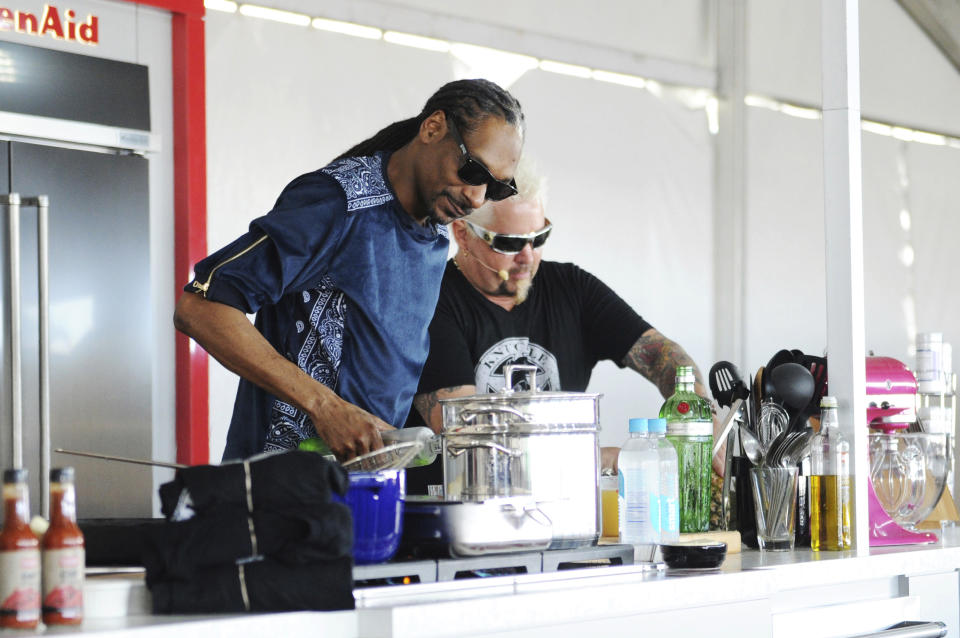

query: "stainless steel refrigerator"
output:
2 140 154 518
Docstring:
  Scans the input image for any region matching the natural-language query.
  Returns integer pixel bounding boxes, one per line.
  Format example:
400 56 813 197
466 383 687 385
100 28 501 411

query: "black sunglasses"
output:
447 117 518 202
466 219 553 255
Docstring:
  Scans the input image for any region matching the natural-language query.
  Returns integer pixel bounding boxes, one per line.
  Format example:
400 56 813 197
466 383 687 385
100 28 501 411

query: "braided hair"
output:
336 79 524 160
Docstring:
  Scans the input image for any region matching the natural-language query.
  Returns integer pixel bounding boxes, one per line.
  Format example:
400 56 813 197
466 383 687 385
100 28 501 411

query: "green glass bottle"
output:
298 428 440 468
298 437 335 458
659 365 713 533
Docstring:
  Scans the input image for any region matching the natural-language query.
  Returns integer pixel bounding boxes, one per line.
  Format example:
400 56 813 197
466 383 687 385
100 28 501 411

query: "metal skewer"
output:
55 448 186 469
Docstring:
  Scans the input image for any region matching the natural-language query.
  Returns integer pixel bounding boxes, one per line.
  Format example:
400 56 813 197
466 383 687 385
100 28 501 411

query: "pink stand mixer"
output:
866 357 939 546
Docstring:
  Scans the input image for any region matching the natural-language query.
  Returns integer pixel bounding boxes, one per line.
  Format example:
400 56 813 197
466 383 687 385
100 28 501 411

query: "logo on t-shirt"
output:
475 337 560 393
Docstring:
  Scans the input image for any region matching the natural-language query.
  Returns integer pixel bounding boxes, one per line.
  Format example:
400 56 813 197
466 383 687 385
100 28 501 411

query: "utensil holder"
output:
750 466 798 551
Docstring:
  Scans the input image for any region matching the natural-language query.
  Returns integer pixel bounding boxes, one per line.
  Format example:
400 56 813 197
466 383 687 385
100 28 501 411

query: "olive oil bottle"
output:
809 396 851 550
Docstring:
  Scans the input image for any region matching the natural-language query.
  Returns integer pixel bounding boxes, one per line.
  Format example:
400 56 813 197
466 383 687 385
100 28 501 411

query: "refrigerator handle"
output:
2 193 24 472
23 195 50 518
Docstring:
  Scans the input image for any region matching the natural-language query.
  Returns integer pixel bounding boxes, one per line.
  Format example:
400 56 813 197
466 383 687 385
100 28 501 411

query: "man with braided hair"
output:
175 79 525 462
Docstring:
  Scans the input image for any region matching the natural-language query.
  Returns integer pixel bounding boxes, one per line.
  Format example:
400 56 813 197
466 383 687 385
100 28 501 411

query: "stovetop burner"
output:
353 544 636 587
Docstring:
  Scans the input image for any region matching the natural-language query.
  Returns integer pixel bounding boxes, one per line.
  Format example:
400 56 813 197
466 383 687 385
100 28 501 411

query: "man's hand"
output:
600 446 620 474
309 398 394 461
174 292 392 460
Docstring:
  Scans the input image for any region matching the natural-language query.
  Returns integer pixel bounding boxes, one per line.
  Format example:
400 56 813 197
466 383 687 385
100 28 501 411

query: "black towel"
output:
159 451 349 518
80 518 165 566
146 450 355 614
141 503 353 584
150 557 355 613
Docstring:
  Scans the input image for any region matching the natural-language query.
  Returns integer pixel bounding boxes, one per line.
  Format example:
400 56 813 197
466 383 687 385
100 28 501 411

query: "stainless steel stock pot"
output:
440 365 601 549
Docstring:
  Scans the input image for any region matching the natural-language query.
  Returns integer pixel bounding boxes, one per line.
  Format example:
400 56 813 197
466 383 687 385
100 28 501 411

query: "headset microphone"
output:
463 248 509 281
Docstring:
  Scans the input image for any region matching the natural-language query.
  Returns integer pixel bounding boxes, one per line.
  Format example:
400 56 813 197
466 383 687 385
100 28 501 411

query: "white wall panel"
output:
747 0 960 135
380 0 716 68
908 142 960 353
205 0 960 459
245 0 716 69
745 106 960 388
509 70 714 443
743 108 826 373
746 0 822 106
862 133 913 363
204 10 714 454
861 0 960 135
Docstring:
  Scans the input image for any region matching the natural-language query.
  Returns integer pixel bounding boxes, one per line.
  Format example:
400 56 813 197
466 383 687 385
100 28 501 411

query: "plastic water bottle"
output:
649 417 680 543
618 418 660 544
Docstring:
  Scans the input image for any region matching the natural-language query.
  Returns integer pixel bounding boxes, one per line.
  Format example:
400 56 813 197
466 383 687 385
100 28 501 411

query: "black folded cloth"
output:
150 557 355 613
146 450 356 614
159 451 349 518
80 518 166 566
141 503 353 584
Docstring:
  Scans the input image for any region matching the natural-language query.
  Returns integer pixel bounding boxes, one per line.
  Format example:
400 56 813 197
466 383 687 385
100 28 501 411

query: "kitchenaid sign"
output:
0 4 99 45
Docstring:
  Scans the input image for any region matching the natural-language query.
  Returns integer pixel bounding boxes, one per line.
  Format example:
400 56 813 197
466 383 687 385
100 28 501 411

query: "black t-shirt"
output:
417 259 653 396
405 260 653 493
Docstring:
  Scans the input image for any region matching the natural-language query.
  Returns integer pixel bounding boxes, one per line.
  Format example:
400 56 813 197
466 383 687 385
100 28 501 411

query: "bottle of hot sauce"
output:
41 467 84 625
0 469 41 629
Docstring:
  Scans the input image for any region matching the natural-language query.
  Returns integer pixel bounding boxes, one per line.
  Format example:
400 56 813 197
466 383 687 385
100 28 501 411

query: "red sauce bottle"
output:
41 467 85 625
0 468 41 629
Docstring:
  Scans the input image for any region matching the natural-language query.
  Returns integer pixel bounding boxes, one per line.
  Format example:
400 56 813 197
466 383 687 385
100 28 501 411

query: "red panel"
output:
118 0 209 465
171 9 209 466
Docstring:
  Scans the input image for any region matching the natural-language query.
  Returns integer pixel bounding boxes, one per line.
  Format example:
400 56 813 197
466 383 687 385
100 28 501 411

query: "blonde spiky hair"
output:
468 155 547 225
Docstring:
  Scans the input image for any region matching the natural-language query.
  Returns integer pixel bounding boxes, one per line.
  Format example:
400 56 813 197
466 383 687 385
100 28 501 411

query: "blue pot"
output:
337 469 405 564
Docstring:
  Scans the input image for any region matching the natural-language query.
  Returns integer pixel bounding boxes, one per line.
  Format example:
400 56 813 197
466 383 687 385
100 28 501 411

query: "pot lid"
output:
440 364 601 431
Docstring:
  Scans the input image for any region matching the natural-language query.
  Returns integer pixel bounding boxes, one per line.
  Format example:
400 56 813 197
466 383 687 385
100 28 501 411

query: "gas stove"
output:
353 544 637 587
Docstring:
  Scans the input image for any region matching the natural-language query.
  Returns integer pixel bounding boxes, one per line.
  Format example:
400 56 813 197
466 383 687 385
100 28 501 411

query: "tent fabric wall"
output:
204 0 960 459
204 9 712 453
749 0 960 134
223 0 716 69
743 0 960 375
508 69 713 442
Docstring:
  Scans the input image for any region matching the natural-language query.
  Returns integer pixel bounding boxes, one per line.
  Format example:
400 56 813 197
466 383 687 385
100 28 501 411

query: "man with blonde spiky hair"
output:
407 158 716 491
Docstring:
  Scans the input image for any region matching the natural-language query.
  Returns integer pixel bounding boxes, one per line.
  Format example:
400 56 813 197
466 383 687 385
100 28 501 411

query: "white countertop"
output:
22 538 960 638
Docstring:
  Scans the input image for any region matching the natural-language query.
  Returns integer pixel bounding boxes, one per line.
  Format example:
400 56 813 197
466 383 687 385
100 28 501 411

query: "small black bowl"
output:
659 542 727 569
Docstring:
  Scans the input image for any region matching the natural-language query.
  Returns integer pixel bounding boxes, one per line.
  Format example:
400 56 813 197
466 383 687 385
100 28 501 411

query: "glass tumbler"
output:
750 466 798 551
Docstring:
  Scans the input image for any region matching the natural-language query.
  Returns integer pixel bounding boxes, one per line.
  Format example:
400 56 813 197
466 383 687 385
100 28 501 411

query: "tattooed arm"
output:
412 385 477 435
620 329 708 399
621 328 725 474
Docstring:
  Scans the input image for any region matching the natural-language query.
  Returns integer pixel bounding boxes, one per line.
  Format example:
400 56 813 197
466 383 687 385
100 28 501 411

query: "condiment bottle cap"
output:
820 396 838 408
50 467 75 482
3 468 27 483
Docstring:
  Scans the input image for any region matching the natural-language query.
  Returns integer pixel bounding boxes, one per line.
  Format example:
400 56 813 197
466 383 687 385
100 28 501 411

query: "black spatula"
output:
709 361 750 456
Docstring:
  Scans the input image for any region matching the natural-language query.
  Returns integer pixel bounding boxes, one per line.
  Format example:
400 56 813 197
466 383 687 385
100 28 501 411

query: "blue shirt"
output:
186 152 449 460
